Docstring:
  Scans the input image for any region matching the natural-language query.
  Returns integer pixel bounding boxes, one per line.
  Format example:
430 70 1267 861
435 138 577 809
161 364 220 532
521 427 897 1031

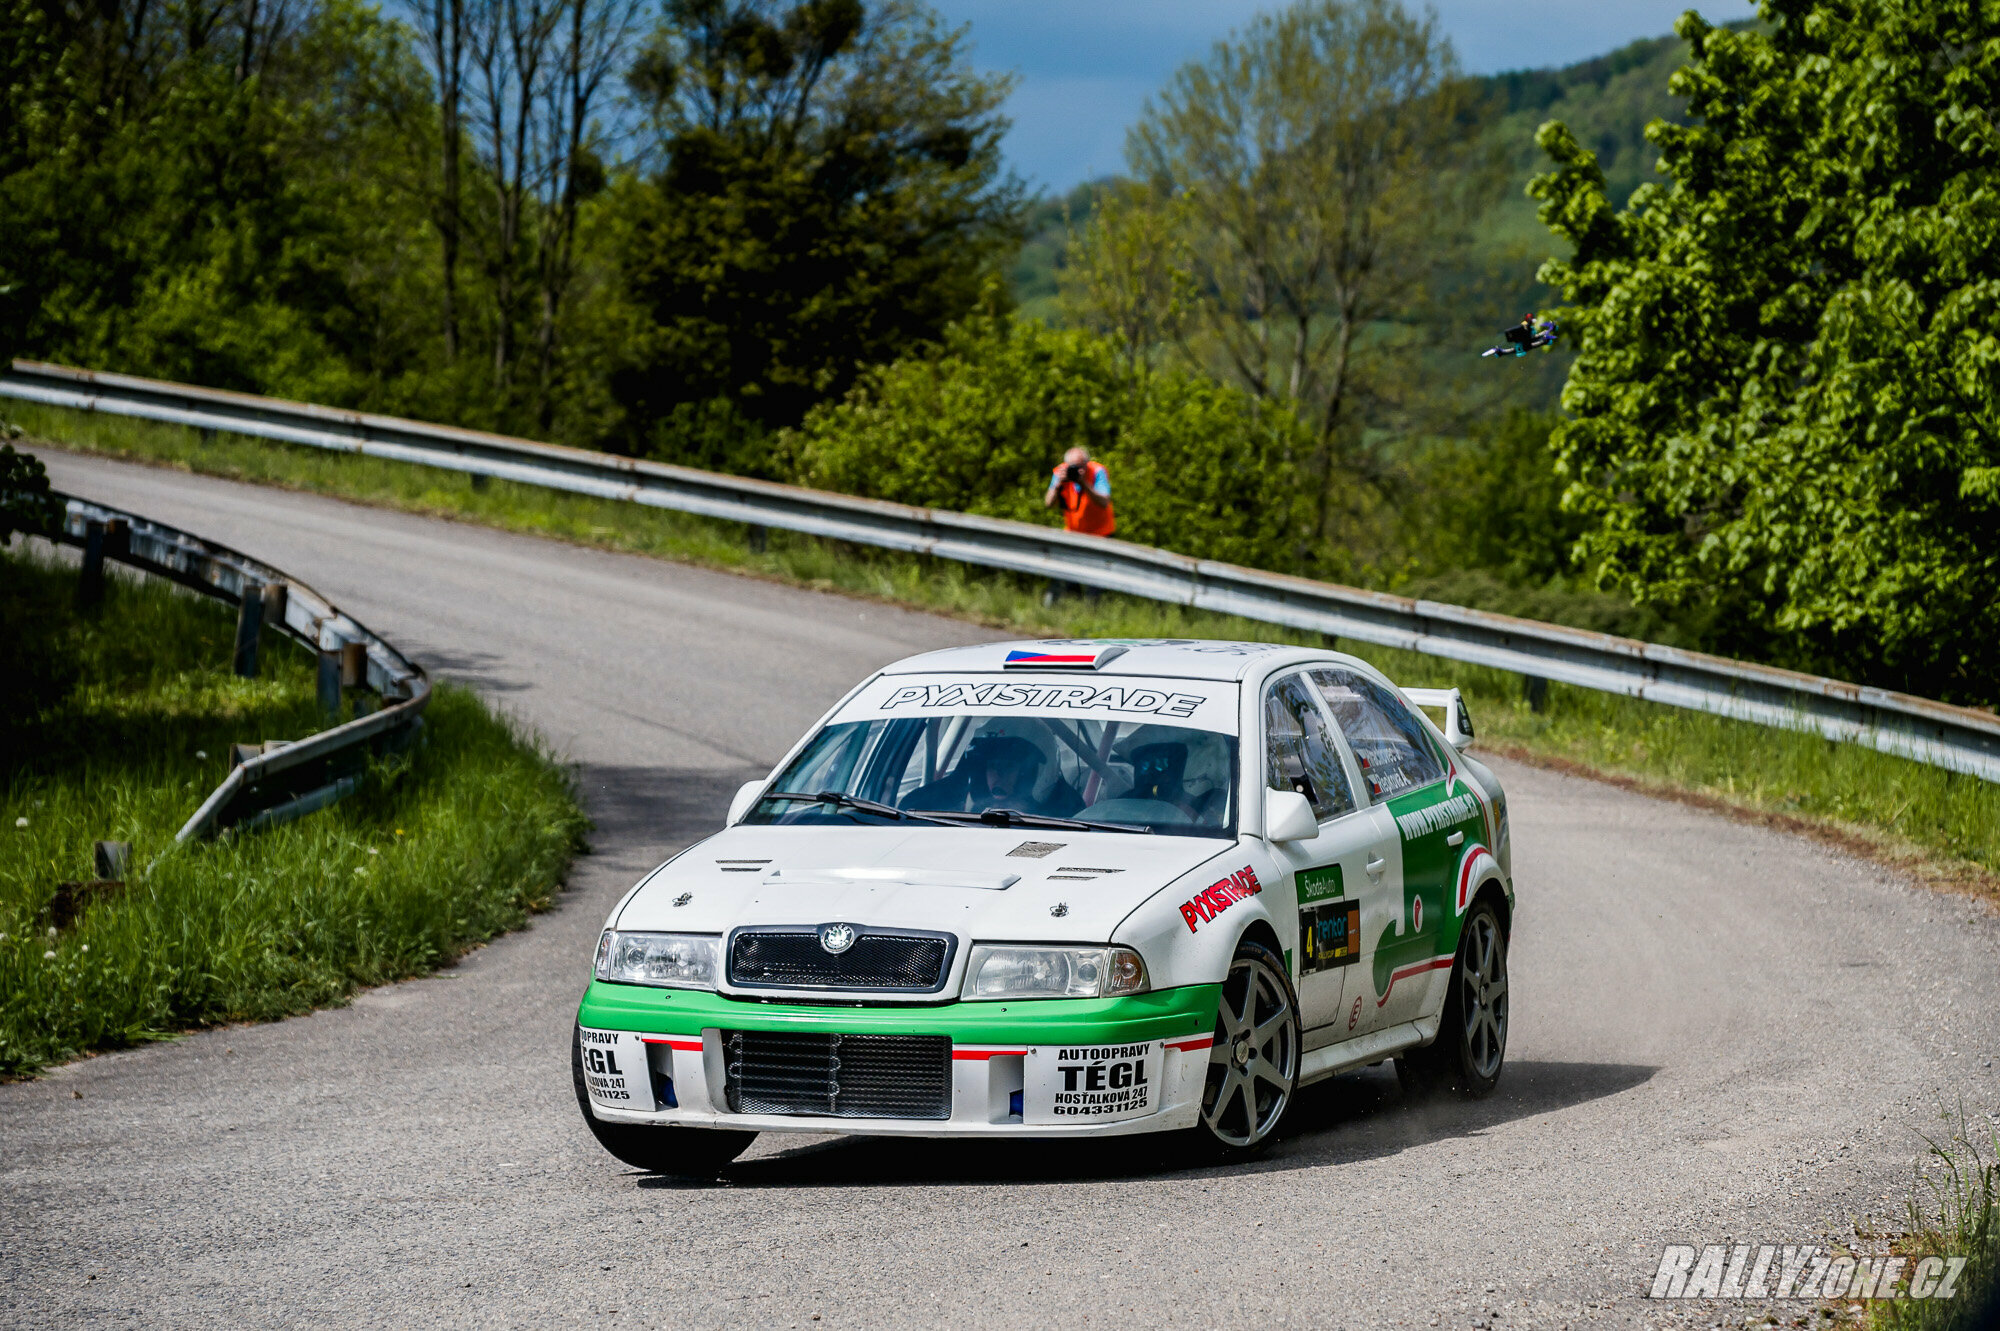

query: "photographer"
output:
1043 447 1116 537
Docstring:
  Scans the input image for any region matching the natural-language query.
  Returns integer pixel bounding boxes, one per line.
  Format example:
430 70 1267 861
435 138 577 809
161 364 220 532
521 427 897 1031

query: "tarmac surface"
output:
5 450 1998 1329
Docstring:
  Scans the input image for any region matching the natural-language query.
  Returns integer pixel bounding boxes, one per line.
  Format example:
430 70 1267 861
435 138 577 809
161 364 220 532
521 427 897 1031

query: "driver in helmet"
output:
906 734 1056 816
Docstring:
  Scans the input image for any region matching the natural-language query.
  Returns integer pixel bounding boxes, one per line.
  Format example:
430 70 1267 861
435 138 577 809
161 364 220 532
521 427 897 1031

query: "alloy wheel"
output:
1201 950 1299 1148
1461 910 1508 1082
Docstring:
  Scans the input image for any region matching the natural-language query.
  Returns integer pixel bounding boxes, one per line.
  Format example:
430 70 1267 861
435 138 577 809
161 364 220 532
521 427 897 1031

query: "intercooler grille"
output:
728 928 952 992
723 1031 952 1119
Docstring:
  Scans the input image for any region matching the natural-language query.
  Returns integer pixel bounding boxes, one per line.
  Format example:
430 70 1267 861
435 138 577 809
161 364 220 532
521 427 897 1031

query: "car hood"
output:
615 824 1239 943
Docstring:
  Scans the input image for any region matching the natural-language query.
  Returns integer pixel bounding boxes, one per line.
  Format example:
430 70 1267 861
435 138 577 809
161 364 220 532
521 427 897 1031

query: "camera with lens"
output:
1064 462 1088 489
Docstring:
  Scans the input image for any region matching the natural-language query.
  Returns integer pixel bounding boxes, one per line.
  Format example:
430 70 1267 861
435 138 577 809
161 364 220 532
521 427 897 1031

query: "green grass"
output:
11 397 1998 890
0 546 587 1078
1874 1109 1999 1329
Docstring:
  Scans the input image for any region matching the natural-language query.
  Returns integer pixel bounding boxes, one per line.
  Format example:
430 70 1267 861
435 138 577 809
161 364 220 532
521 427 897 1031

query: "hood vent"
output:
1006 841 1065 859
1047 866 1124 881
717 859 770 873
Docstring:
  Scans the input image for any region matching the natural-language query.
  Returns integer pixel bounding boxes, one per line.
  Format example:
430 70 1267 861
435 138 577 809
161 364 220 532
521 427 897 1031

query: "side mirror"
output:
1264 789 1319 843
727 779 768 825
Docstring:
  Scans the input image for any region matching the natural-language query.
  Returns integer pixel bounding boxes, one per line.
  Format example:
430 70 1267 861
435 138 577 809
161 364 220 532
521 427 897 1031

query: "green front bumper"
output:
577 981 1221 1045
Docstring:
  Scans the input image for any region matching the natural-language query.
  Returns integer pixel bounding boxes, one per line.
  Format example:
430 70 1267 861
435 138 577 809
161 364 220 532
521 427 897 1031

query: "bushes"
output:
788 315 1315 573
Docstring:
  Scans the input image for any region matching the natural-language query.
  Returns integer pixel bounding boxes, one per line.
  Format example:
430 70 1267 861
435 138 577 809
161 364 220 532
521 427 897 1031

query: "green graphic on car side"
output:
1372 780 1486 1002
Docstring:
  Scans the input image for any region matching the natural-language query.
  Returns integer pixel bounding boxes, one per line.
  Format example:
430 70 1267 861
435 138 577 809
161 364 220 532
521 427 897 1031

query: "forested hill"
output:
1009 31 1695 321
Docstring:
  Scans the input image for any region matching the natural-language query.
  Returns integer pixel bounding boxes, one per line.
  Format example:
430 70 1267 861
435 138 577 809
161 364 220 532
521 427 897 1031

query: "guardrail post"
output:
74 518 127 609
76 520 106 607
316 621 343 719
263 583 289 634
747 524 768 554
339 640 367 689
233 582 266 677
1523 674 1549 714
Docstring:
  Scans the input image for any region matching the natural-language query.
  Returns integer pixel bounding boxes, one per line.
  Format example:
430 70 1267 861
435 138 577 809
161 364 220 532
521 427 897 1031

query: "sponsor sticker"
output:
1023 1041 1164 1124
1298 899 1361 975
1297 863 1344 903
1178 865 1262 933
1394 791 1482 841
840 674 1239 732
879 681 1204 718
577 1027 654 1112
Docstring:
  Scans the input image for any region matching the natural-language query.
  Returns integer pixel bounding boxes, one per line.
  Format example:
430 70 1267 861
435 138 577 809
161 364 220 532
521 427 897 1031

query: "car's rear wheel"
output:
1396 900 1507 1100
571 1027 756 1177
1196 938 1300 1155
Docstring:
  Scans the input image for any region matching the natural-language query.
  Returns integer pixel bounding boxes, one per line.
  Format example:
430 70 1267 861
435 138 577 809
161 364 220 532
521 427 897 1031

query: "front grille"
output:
723 1031 952 1119
728 927 953 992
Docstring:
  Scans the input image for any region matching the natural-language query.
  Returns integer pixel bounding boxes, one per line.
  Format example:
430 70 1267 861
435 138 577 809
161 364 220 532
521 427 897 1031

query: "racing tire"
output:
1396 900 1507 1101
571 1027 756 1177
1189 937 1300 1159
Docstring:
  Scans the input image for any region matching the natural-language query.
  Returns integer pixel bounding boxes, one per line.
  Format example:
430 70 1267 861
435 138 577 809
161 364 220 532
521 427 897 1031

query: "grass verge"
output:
11 398 1997 895
0 545 588 1078
1873 1109 2000 1329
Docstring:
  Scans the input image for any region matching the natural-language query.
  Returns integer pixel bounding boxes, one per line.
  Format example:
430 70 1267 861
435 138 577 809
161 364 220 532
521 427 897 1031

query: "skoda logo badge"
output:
817 923 858 954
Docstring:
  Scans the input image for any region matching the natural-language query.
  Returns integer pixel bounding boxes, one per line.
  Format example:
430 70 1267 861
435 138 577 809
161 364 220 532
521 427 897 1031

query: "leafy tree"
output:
1532 1 2000 702
609 0 1025 447
1112 0 1502 545
1056 181 1193 368
0 0 440 407
788 314 1316 574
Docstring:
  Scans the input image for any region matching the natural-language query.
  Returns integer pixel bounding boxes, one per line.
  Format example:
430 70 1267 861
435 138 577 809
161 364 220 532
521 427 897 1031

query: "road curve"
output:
5 450 1997 1330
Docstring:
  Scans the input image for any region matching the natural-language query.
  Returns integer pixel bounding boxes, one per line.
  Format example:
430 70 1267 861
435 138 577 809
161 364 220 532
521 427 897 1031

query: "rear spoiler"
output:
1403 687 1474 749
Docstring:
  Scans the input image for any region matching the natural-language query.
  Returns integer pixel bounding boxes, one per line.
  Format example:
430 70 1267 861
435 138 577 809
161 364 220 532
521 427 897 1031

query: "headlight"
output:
961 945 1149 1000
594 931 720 989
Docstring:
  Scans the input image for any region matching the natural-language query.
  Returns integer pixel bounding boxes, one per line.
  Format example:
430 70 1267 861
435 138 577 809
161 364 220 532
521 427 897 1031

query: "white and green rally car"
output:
574 639 1514 1174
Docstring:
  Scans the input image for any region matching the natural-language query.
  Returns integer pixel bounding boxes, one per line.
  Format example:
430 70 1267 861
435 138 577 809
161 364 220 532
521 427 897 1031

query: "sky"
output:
928 0 1760 193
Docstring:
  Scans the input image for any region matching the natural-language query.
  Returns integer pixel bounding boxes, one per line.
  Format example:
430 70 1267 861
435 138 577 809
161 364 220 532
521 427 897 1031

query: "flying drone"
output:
1483 313 1560 358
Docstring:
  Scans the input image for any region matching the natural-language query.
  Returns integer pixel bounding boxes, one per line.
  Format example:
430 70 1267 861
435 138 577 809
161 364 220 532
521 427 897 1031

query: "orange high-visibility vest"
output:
1053 460 1116 537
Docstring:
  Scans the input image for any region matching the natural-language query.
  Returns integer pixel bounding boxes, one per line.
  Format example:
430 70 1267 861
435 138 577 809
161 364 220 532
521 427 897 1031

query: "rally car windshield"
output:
746 715 1238 838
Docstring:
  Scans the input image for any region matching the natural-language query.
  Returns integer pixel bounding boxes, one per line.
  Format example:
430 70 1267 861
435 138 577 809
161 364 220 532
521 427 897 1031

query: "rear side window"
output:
1263 673 1356 821
1309 667 1444 800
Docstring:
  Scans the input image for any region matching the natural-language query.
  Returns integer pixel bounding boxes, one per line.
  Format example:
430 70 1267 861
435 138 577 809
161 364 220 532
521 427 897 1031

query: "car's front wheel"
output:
1196 938 1300 1155
1396 899 1508 1100
571 1027 756 1177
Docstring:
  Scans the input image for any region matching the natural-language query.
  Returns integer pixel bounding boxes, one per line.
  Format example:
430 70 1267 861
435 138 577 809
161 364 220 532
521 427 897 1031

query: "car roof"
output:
878 639 1358 683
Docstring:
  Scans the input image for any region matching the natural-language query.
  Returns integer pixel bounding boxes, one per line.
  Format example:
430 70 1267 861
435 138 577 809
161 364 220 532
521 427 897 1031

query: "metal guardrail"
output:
10 359 1999 784
51 491 431 839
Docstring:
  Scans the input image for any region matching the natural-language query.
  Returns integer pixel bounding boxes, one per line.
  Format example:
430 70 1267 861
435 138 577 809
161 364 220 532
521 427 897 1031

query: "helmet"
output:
965 734 1046 774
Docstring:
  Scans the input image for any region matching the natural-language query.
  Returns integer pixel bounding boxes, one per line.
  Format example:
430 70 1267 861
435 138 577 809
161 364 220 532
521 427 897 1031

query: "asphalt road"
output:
6 451 1998 1330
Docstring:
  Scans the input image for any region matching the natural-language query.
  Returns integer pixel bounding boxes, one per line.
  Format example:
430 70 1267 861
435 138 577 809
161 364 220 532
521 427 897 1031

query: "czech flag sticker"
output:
1002 646 1129 671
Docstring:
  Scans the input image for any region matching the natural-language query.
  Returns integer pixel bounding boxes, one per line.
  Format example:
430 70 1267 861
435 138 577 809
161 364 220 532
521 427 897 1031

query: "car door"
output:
1261 671 1398 1047
1309 666 1481 1034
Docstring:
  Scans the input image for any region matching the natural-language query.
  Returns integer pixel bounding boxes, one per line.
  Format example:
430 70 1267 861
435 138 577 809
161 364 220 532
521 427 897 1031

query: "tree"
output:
609 0 1024 448
0 0 439 405
1531 0 2000 702
1055 181 1193 369
412 0 469 361
1117 0 1500 544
